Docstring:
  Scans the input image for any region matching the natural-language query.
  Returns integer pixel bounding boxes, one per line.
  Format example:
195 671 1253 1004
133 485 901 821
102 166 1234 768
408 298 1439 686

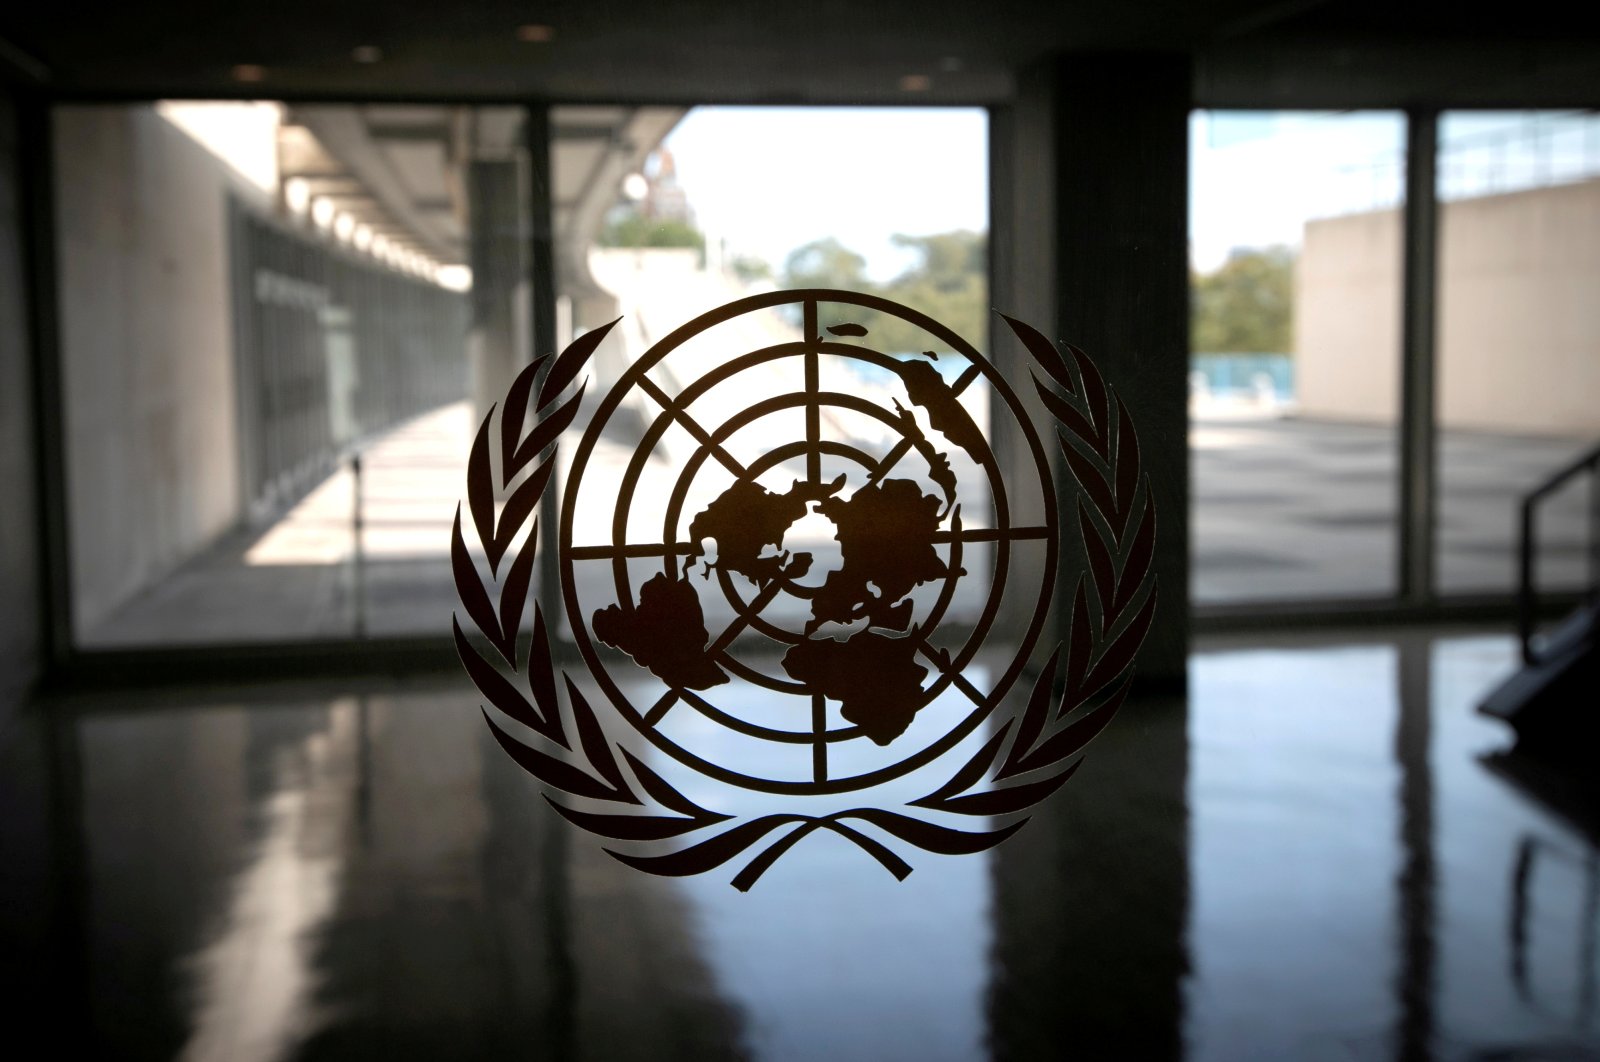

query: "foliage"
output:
778 230 987 352
782 237 869 291
875 232 986 352
598 211 706 252
729 255 772 282
1191 246 1295 354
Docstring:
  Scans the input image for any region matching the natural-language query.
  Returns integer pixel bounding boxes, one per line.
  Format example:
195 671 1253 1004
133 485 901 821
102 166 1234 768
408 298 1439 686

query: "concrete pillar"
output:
468 159 531 421
1051 52 1191 688
987 51 1192 1058
992 53 1190 689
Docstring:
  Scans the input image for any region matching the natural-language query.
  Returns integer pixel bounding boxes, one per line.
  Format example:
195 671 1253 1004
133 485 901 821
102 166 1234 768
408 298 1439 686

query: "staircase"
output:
1479 439 1600 761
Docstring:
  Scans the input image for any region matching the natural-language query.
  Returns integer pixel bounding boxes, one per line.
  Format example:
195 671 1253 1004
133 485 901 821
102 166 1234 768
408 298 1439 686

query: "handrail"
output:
1518 437 1600 665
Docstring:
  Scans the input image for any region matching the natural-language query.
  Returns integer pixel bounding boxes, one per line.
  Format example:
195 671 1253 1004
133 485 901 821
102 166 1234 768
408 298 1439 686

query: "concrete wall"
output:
1295 206 1402 424
1436 179 1600 436
0 90 41 703
54 106 259 636
1298 178 1600 437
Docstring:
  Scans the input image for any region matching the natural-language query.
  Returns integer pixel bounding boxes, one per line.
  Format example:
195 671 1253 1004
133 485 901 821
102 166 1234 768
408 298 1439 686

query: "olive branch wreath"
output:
453 312 1157 890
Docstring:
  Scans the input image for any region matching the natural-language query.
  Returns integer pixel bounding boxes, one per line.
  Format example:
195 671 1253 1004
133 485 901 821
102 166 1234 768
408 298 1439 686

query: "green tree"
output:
1191 246 1295 354
598 212 706 251
781 237 869 291
876 230 986 352
729 254 772 283
889 231 985 288
778 230 987 352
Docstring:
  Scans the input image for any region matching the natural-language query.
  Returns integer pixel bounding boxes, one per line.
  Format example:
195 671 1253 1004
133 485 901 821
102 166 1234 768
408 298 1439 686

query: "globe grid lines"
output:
636 350 1012 700
593 361 988 741
556 291 1059 796
568 304 1029 785
456 295 1151 884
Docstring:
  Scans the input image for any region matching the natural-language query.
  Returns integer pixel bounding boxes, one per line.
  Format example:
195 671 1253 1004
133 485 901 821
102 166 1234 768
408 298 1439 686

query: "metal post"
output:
1587 111 1599 180
526 104 562 635
1591 466 1599 607
1399 110 1440 605
1519 495 1537 665
1580 850 1598 1026
18 95 75 666
351 452 365 637
1535 113 1550 187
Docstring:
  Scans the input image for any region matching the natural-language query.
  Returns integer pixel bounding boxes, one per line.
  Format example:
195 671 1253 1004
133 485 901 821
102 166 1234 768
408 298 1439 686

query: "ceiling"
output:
270 103 678 277
551 106 684 296
4 1 1600 107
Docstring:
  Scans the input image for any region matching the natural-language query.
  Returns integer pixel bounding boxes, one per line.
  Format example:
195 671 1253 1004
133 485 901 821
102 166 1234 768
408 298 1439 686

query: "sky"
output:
157 101 1597 288
663 107 988 283
1187 110 1407 272
661 106 1399 279
1188 109 1600 271
665 107 1598 279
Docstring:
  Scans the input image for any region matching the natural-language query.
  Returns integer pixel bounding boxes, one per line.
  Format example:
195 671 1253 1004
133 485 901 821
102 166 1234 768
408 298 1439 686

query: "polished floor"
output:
3 629 1597 1060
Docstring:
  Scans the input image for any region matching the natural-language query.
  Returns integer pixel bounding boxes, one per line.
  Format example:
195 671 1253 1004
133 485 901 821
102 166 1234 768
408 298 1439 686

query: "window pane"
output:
1435 110 1600 596
57 103 526 645
551 105 1000 655
1190 111 1407 605
543 108 1001 1036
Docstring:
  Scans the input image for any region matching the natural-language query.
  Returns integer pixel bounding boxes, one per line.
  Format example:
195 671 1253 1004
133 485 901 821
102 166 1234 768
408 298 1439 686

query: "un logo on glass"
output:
452 290 1157 888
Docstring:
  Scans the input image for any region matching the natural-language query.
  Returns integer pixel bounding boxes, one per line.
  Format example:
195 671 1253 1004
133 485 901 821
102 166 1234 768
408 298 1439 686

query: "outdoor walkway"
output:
84 404 472 646
82 402 1592 646
1194 411 1592 603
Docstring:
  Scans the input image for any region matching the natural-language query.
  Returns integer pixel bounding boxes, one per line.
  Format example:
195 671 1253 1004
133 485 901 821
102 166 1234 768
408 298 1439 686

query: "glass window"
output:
1189 111 1407 605
550 105 998 644
1435 111 1600 595
56 103 527 645
546 105 1019 795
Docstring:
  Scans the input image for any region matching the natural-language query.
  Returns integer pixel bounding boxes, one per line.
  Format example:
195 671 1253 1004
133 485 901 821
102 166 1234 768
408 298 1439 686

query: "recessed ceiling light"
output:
352 45 382 63
516 24 554 43
899 74 932 92
232 64 266 83
283 177 311 215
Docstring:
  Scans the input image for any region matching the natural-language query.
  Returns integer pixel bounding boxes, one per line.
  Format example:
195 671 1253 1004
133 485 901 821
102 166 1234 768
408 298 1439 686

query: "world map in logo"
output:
593 411 955 746
558 291 1058 797
454 288 1157 885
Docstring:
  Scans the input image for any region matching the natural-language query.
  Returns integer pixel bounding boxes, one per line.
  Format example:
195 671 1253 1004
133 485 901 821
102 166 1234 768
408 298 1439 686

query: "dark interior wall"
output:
0 85 41 710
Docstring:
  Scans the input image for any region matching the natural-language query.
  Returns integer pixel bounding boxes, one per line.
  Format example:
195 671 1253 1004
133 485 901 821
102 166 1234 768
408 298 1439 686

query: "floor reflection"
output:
3 629 1597 1059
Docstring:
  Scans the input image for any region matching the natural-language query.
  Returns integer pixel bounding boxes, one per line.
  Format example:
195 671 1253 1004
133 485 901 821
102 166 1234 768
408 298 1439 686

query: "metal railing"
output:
1439 111 1600 202
1324 110 1600 218
1518 438 1600 665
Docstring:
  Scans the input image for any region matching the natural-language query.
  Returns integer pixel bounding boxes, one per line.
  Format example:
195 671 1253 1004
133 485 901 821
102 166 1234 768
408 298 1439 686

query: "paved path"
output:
1194 413 1593 603
83 403 1594 645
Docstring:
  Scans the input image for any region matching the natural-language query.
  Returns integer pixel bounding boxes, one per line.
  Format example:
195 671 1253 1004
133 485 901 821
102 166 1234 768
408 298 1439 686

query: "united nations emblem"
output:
453 290 1156 888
